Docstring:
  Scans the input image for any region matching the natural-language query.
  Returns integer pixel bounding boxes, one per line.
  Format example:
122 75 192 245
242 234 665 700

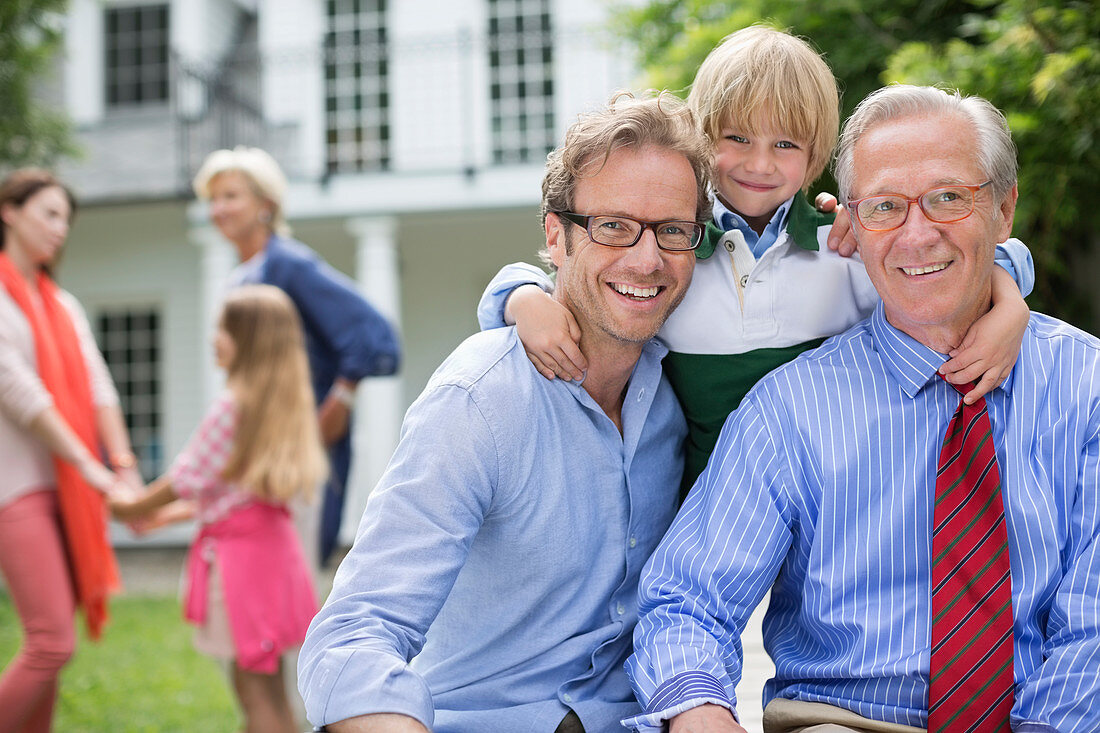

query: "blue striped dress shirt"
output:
625 305 1100 733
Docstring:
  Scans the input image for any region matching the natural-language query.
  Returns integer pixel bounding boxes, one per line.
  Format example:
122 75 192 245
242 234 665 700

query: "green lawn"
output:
0 592 240 731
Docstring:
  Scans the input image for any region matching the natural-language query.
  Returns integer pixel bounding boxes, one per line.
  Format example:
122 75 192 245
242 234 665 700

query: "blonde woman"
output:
110 285 327 733
192 146 399 566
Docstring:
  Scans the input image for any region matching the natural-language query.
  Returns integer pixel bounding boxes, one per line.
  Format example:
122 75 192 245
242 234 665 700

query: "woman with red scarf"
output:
0 169 138 732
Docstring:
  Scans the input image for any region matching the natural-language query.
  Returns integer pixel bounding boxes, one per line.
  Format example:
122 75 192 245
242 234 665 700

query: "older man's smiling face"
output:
851 112 1016 351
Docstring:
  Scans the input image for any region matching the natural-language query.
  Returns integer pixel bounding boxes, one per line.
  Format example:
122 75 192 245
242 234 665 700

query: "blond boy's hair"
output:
219 285 328 503
688 25 840 188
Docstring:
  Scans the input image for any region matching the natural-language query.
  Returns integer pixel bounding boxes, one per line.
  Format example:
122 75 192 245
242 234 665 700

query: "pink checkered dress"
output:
169 390 251 524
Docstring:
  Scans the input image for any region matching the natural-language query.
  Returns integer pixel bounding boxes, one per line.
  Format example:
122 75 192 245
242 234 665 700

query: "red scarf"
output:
0 252 119 639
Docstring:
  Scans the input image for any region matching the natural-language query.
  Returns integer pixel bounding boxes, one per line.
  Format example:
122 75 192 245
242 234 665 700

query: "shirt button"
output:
740 275 750 287
563 693 573 703
725 240 735 252
637 388 645 401
617 603 625 616
629 536 637 548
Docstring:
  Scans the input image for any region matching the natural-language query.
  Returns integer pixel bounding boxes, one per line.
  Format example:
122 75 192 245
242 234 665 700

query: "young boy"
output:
478 25 1033 491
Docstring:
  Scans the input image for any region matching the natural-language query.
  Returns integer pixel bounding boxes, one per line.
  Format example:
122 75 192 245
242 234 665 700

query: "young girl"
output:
110 285 327 733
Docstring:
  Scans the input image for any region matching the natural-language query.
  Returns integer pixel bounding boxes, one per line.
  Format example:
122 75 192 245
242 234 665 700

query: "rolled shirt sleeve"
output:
297 382 498 728
993 237 1034 298
476 261 554 331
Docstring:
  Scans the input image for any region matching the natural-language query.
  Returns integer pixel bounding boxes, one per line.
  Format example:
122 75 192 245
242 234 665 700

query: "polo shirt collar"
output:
695 192 835 260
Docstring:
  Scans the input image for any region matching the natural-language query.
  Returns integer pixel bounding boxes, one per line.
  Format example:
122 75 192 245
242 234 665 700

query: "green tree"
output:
0 0 75 168
614 0 1099 331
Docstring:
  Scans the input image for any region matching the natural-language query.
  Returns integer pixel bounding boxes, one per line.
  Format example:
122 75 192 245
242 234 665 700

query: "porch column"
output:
343 216 403 543
188 224 236 405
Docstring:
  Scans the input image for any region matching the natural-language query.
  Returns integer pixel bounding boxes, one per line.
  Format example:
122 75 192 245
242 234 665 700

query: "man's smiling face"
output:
851 112 1016 349
547 143 697 350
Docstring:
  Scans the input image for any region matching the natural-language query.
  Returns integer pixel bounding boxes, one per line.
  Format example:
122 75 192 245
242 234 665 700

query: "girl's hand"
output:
126 500 196 536
940 268 1028 404
508 285 587 381
108 492 146 522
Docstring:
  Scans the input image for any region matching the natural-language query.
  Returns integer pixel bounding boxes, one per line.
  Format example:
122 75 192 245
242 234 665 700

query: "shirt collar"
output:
562 338 669 393
868 302 1015 399
695 192 832 260
712 196 793 259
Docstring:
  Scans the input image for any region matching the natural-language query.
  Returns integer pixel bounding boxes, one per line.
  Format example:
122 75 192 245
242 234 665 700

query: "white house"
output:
50 0 642 546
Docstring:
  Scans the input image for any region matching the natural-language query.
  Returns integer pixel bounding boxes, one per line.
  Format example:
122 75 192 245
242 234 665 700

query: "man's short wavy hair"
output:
539 92 713 268
835 84 1018 204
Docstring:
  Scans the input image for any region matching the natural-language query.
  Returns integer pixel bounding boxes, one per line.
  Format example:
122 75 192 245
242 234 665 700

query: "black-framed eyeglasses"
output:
554 212 703 252
849 181 994 232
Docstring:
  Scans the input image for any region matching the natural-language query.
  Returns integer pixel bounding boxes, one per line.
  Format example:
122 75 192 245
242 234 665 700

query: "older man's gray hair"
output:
834 84 1018 203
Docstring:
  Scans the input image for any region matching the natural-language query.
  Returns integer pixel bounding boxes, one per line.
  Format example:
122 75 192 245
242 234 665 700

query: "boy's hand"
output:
940 268 1028 404
816 192 858 258
509 285 587 381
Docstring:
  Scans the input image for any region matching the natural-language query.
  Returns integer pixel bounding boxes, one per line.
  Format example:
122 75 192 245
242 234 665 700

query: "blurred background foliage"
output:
0 0 77 168
613 0 1099 332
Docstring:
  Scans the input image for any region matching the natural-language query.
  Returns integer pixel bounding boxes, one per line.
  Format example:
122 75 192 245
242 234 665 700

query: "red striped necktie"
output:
928 379 1015 732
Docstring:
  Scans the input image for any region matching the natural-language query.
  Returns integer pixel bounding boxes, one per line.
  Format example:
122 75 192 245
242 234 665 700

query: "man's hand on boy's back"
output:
816 192 859 257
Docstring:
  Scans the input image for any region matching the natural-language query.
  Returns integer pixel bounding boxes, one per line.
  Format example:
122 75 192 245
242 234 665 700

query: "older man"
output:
625 85 1100 733
297 94 712 733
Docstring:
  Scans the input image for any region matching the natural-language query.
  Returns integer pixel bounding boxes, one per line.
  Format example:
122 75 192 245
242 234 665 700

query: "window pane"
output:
489 0 554 165
104 4 170 108
96 307 163 481
324 0 390 173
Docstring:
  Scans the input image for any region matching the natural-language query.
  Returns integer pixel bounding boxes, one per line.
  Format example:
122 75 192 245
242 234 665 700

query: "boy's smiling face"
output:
713 116 810 235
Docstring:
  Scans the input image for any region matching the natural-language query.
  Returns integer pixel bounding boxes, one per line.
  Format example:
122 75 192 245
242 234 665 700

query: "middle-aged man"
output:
297 94 713 733
624 85 1100 733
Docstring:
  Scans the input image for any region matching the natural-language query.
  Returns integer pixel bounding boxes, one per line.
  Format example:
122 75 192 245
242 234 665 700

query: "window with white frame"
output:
488 0 555 164
324 0 390 173
96 308 162 481
104 3 170 108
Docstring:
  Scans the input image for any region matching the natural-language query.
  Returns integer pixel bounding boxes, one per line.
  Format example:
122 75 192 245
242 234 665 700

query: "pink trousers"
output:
0 490 77 733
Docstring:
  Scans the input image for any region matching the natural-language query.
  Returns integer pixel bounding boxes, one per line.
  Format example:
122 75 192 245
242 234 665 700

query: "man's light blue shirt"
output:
625 305 1100 732
299 327 686 733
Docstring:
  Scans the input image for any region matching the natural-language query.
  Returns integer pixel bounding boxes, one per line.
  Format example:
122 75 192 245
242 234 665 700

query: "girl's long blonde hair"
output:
219 285 327 502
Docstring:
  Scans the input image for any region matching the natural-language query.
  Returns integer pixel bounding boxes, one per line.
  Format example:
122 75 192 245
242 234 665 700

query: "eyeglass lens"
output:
587 215 699 250
856 186 979 230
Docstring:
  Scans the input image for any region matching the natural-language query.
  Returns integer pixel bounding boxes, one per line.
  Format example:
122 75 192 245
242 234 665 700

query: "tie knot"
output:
937 372 978 400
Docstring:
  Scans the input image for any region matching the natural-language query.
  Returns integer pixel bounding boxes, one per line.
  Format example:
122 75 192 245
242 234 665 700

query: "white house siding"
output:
55 201 202 545
51 0 644 547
